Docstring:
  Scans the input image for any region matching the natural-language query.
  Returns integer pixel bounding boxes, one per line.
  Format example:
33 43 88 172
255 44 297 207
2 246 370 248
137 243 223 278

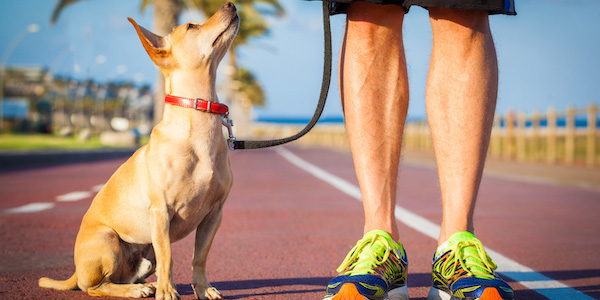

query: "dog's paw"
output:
192 284 222 300
125 284 155 298
205 287 223 300
144 282 157 289
155 284 180 300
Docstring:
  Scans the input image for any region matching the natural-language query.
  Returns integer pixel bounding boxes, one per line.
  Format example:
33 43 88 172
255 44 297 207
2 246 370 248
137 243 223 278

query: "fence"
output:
249 104 599 168
404 104 599 168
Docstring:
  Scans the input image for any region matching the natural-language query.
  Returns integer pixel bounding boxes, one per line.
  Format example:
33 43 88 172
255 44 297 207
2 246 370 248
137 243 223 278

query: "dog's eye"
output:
187 23 198 30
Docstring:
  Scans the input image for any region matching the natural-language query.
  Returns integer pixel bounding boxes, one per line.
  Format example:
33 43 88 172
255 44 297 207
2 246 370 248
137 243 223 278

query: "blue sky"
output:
1 0 599 120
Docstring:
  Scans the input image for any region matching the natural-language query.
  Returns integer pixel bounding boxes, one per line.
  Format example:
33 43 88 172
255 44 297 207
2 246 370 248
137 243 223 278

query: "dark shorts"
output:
327 0 516 15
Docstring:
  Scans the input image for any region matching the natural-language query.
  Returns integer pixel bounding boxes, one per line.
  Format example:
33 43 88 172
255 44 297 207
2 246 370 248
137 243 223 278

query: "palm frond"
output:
187 0 222 17
232 5 269 47
140 0 154 13
50 0 85 25
245 0 284 16
234 67 265 107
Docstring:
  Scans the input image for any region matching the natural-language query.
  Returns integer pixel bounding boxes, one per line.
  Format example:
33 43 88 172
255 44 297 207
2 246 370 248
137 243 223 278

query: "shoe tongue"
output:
364 230 395 253
447 231 476 246
446 231 489 276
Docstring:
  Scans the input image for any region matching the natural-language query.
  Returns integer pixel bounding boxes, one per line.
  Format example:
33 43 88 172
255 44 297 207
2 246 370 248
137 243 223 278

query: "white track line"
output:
275 147 594 300
56 191 93 202
92 184 105 192
2 184 104 215
3 202 55 214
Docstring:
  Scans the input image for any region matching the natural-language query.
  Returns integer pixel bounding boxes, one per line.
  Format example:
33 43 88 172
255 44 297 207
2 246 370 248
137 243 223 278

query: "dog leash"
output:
230 0 332 150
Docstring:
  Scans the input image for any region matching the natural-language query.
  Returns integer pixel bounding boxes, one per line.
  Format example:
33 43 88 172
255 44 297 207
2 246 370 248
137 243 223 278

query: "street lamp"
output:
0 23 40 132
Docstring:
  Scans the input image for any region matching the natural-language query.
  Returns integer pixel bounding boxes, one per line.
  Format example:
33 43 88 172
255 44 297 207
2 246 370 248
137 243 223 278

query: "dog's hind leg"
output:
87 282 155 298
191 208 224 300
75 228 154 298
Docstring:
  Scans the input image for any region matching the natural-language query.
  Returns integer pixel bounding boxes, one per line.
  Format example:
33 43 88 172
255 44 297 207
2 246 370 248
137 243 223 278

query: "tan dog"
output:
38 3 238 300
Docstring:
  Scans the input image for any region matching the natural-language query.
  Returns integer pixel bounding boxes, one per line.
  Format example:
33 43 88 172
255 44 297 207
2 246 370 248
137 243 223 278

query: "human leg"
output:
341 1 409 242
324 2 409 300
426 7 497 246
425 7 513 300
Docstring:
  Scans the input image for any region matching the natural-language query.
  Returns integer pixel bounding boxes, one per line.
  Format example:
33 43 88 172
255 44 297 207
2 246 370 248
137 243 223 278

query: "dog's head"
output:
129 2 239 72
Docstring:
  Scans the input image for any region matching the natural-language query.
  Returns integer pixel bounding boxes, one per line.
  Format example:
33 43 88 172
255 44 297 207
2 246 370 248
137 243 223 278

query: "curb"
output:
0 148 136 172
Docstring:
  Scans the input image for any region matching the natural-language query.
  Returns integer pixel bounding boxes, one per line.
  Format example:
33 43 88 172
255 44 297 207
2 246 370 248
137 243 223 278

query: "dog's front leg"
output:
191 208 223 300
149 203 180 300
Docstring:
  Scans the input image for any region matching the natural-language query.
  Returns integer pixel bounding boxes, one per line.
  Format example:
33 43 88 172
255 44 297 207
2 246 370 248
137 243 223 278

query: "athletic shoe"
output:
427 231 514 300
324 230 409 300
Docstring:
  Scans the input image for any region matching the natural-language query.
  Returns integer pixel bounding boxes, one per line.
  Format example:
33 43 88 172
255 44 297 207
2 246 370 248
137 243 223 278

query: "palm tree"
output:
51 0 283 125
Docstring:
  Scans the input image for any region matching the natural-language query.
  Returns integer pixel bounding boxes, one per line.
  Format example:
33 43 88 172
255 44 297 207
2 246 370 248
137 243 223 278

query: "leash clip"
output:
221 113 236 150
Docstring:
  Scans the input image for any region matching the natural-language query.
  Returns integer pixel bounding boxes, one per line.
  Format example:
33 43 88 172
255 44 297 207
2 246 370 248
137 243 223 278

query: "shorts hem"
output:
327 0 516 16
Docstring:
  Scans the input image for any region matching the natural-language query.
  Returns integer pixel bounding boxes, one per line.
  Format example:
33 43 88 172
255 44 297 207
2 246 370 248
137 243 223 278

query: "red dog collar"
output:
164 94 229 115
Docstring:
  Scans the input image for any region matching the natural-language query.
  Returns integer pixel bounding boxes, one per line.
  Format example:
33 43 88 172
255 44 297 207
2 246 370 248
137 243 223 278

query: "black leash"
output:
230 0 332 150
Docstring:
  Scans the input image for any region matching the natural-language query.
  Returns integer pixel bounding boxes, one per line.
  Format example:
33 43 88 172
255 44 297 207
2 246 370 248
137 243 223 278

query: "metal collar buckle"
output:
195 98 214 113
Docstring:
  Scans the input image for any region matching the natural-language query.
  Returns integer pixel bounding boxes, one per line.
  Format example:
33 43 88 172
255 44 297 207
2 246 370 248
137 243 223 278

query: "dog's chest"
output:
144 128 232 242
164 164 230 242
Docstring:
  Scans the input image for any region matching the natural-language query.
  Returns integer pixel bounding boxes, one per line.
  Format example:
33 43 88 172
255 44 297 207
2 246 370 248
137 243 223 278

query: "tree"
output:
51 0 283 125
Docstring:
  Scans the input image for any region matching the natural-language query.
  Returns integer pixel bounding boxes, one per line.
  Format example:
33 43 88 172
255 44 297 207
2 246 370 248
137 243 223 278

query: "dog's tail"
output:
39 273 78 291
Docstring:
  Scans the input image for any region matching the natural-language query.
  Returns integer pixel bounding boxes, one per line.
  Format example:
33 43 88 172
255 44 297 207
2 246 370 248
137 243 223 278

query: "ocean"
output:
256 115 600 128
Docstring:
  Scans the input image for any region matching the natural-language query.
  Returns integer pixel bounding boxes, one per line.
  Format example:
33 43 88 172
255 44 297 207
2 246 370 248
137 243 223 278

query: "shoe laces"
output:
336 232 402 278
439 239 497 280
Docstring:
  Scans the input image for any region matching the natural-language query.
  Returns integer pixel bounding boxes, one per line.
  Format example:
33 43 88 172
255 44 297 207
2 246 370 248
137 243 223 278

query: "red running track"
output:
0 147 599 299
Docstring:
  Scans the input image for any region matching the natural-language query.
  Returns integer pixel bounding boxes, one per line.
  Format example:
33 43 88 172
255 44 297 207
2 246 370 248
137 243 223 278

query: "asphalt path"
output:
0 146 598 299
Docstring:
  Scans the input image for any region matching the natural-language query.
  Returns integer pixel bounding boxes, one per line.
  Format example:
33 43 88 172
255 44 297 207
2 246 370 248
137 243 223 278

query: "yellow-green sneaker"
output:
428 231 514 300
324 230 408 300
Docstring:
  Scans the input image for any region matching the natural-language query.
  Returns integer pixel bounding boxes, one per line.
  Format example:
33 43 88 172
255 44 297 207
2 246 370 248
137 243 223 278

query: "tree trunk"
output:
152 0 180 125
227 48 253 138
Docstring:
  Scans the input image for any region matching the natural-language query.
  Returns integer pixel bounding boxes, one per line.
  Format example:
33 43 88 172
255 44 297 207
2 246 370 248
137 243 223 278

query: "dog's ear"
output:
128 18 173 68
